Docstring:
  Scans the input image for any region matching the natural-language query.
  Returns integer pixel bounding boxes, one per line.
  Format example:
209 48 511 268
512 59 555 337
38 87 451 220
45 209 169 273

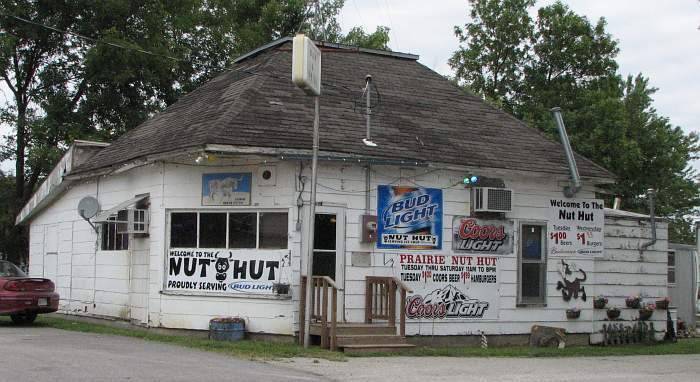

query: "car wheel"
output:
10 313 38 325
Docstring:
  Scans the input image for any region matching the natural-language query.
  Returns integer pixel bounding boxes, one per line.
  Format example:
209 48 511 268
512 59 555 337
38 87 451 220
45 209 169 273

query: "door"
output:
310 206 345 316
43 224 59 281
313 213 338 280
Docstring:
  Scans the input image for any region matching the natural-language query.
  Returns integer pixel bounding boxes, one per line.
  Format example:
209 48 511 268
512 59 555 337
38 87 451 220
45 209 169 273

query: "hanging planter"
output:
593 296 608 309
607 307 621 320
273 282 290 295
566 308 581 319
655 297 670 310
638 303 655 321
625 296 641 309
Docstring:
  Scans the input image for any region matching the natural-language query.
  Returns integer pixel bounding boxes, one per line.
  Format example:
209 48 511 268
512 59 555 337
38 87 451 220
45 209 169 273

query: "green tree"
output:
341 26 391 50
449 0 534 112
0 0 391 263
450 0 699 243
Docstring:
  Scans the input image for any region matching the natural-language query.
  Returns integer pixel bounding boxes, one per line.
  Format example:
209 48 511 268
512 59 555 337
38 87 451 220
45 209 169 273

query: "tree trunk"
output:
15 104 26 202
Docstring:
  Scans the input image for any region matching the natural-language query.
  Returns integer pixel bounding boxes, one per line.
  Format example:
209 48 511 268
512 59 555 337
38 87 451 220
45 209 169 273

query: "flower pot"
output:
655 300 669 310
209 317 245 341
566 310 581 319
638 309 653 321
593 300 606 309
607 309 621 320
273 283 290 295
626 298 641 309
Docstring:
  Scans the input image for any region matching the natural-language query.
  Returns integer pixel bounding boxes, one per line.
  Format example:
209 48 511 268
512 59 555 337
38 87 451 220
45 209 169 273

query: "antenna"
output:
363 75 378 147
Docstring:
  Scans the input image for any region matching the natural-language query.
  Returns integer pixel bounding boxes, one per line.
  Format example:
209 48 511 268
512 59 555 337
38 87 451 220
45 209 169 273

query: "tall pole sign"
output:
292 34 321 348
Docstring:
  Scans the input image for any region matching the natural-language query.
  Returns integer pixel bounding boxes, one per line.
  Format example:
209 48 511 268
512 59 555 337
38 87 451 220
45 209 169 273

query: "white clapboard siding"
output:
25 156 668 338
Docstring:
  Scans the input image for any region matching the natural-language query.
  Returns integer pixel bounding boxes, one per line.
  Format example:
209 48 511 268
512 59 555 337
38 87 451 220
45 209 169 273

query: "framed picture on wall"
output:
201 172 252 206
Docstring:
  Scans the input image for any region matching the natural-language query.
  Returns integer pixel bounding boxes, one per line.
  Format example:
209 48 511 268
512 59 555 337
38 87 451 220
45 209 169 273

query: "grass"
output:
3 315 699 360
0 315 345 361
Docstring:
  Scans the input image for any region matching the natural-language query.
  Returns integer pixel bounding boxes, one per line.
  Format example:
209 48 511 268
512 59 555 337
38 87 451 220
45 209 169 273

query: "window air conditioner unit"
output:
472 187 513 213
116 208 149 234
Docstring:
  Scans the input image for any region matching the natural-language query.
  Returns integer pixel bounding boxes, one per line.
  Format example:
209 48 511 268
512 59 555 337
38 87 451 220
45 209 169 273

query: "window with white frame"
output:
668 251 676 284
101 210 129 251
518 223 546 305
169 211 289 249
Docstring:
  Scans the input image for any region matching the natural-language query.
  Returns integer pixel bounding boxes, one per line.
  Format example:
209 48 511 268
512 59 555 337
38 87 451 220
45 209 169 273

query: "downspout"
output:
550 107 581 198
640 188 657 254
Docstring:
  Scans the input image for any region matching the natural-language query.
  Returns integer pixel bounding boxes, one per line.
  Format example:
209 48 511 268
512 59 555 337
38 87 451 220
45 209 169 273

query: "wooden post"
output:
299 276 306 345
400 288 406 337
388 281 396 328
331 287 338 351
365 277 372 323
321 280 329 348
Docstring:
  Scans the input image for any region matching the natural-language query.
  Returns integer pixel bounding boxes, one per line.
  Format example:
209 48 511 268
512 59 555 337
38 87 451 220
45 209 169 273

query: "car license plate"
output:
38 298 48 306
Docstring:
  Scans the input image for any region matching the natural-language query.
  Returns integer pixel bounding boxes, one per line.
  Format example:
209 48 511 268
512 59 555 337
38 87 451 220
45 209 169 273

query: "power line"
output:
1 12 364 95
1 14 182 63
381 0 401 51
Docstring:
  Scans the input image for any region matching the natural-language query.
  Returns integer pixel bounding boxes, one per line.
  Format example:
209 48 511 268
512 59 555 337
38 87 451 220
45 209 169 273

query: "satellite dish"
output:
77 196 100 219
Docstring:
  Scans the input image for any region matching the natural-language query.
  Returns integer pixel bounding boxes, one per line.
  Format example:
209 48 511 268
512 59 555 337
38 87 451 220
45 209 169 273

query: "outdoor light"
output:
362 138 378 147
463 175 479 185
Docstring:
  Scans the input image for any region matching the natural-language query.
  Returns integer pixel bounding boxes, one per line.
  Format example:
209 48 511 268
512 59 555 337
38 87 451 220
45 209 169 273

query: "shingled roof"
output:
71 38 614 180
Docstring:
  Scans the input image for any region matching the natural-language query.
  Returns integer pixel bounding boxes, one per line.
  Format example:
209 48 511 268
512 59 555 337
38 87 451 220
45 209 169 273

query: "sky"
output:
338 0 700 166
2 0 699 174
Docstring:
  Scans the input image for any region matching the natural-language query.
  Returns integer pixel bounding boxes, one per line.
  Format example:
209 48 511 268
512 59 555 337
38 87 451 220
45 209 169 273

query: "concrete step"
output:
341 343 416 355
336 334 408 346
310 323 397 336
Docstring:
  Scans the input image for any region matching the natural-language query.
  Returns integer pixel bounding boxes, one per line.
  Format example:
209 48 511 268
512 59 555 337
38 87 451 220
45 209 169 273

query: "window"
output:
170 212 197 247
101 210 129 250
259 212 289 249
668 251 676 284
199 213 227 248
169 211 288 249
229 213 257 248
519 223 546 305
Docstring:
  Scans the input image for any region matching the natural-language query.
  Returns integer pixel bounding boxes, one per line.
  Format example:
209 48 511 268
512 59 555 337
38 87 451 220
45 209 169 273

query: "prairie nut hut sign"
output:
377 186 443 250
548 198 604 256
395 254 499 320
452 217 513 254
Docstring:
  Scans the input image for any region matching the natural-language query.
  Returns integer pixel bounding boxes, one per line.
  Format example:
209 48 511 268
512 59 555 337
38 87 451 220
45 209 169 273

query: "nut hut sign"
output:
548 198 604 256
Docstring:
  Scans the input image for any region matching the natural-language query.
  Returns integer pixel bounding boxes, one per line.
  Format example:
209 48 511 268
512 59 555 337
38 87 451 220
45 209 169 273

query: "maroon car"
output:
0 260 59 324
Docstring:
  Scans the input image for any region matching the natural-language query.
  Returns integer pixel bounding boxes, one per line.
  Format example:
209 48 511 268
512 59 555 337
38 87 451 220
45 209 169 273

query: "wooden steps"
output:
341 343 416 354
310 322 416 353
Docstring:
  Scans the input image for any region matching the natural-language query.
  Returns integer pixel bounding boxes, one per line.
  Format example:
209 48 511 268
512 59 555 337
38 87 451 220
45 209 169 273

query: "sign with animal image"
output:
202 172 252 206
547 198 604 256
166 249 287 295
556 259 587 301
452 217 513 254
394 254 499 320
377 186 443 250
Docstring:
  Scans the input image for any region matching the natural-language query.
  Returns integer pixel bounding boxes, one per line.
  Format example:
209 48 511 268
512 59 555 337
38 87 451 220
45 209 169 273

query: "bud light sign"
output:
377 186 442 250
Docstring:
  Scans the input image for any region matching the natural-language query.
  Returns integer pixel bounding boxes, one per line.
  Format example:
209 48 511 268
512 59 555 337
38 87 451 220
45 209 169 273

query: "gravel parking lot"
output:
0 326 322 382
274 354 700 382
3 325 699 382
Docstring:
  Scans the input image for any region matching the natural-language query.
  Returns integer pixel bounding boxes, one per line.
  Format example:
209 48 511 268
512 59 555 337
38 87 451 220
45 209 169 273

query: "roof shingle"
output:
73 39 614 180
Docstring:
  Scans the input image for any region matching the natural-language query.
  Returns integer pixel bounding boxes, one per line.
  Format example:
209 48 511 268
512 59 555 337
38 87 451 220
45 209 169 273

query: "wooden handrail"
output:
365 276 410 338
392 277 412 293
298 275 341 350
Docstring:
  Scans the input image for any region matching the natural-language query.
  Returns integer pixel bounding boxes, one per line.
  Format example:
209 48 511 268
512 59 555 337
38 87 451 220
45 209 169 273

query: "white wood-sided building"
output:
16 38 669 348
